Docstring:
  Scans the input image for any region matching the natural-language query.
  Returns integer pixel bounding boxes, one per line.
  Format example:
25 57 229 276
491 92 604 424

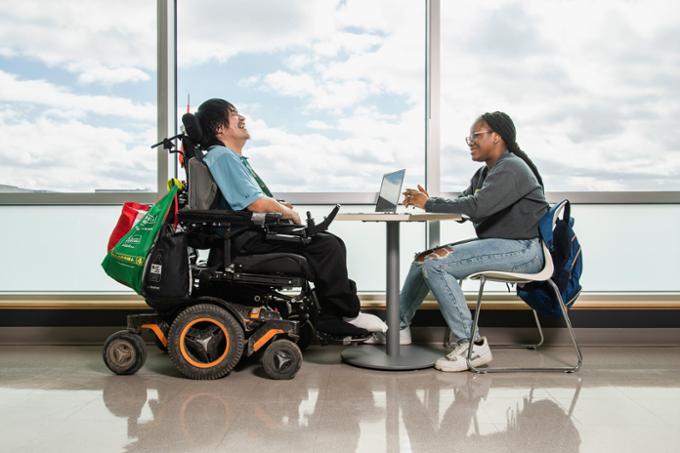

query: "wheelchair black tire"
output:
103 331 147 375
261 339 302 380
167 303 244 380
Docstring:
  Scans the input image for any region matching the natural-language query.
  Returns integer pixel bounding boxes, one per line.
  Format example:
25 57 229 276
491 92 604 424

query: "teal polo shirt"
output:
204 145 271 211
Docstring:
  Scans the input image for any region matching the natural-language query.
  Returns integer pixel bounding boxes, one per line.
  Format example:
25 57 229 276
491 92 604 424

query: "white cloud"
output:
243 100 426 192
0 0 155 83
75 65 150 85
177 0 338 66
0 114 156 192
438 0 680 191
237 75 262 88
263 71 373 110
0 70 155 121
285 54 312 70
306 120 333 130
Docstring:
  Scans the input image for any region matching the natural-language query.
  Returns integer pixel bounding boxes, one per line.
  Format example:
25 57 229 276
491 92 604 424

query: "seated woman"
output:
401 111 549 372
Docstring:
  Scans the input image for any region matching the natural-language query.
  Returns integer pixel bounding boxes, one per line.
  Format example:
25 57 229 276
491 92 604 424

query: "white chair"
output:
465 208 583 373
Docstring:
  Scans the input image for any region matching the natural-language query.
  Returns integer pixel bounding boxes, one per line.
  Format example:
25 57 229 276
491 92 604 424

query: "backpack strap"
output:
538 199 570 248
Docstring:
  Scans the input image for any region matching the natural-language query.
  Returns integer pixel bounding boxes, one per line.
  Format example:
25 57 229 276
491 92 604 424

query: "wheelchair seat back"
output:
188 158 219 210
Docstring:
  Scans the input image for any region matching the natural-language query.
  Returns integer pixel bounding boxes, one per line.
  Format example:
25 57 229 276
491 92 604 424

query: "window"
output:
440 0 680 192
0 0 157 194
177 0 425 193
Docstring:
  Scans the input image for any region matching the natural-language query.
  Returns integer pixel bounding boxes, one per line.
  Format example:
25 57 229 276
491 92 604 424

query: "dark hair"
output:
480 111 544 188
195 98 236 148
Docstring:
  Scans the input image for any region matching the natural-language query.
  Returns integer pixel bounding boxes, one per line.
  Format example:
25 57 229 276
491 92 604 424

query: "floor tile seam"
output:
622 403 680 427
603 382 671 423
60 395 106 421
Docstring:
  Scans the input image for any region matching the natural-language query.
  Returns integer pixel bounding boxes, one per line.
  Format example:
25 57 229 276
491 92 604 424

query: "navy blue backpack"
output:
517 200 583 317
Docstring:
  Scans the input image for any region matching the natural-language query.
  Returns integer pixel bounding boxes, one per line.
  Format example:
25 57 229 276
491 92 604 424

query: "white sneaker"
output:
363 327 412 345
343 312 388 333
434 337 493 372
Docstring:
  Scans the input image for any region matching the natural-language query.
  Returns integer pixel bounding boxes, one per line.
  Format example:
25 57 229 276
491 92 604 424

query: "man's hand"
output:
248 197 300 224
283 209 301 225
402 184 429 209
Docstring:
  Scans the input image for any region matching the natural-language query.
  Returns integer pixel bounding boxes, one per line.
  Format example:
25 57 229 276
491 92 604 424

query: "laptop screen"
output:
375 169 406 212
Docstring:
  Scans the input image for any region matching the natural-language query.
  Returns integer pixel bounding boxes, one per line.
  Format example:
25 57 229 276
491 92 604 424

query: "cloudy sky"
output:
1 0 679 193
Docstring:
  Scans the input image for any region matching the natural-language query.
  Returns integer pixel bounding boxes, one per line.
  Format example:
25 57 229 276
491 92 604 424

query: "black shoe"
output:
316 318 370 337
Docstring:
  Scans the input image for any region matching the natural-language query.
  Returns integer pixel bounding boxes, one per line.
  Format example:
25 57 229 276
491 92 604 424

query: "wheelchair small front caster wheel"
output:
262 339 302 380
103 331 146 375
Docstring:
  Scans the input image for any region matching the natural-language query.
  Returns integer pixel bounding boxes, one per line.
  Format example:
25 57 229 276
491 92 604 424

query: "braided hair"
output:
196 98 236 148
480 111 544 188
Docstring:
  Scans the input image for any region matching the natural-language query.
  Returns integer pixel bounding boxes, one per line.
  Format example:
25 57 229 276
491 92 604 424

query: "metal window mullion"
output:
156 0 174 195
426 0 441 249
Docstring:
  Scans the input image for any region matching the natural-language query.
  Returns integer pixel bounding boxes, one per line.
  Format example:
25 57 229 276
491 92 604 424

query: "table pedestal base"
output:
341 344 443 371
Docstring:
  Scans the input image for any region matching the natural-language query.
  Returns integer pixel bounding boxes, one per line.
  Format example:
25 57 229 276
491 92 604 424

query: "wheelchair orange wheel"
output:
168 304 244 380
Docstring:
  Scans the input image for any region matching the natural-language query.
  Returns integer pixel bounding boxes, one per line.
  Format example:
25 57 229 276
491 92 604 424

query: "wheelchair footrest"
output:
317 331 372 346
315 318 371 345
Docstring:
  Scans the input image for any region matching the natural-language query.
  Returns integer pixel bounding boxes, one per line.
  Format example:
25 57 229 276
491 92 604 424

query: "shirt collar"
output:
208 144 248 160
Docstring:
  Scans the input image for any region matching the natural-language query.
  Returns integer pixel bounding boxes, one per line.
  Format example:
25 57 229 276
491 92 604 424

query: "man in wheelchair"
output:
192 98 387 337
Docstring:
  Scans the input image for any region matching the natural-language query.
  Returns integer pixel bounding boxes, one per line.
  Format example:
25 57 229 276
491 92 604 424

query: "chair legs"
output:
467 276 583 374
444 281 545 350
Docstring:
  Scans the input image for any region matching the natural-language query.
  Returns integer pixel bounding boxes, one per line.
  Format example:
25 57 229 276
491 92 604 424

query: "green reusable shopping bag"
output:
102 186 178 294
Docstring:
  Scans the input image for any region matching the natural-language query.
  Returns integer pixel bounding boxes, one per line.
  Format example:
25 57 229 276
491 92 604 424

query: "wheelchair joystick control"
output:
306 211 316 229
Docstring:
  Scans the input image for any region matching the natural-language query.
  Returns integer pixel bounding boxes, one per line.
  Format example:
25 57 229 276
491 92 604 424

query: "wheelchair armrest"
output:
179 209 253 226
251 212 285 226
179 209 286 228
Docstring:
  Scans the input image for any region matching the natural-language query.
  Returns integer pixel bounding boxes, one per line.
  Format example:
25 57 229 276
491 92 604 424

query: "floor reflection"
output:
99 360 583 453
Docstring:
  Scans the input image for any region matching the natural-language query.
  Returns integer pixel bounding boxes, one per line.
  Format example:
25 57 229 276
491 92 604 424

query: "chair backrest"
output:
187 158 219 210
532 241 555 282
181 112 221 210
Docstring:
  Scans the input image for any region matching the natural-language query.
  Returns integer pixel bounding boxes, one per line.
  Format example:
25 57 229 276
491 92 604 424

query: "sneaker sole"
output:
434 351 493 373
362 333 412 345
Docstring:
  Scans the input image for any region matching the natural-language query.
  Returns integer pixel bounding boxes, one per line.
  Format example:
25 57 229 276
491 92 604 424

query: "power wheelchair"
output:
103 113 371 380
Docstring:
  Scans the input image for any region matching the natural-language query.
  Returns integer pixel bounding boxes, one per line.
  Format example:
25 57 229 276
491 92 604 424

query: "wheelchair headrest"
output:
182 113 203 144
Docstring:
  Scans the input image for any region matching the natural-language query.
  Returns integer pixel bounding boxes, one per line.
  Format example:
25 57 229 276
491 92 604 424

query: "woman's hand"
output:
402 184 429 209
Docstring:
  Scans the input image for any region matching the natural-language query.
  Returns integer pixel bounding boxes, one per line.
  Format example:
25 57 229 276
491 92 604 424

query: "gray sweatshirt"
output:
425 151 548 239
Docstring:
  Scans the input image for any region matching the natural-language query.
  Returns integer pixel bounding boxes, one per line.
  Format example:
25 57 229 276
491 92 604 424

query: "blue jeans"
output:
399 238 544 342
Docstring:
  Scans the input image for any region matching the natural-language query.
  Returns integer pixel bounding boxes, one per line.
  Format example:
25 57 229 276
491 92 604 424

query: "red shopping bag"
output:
107 201 150 251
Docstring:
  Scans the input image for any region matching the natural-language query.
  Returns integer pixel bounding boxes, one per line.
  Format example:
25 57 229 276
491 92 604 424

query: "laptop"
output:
375 169 406 213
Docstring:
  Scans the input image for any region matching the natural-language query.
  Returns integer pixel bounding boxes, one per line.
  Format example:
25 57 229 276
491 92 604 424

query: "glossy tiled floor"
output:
2 344 680 453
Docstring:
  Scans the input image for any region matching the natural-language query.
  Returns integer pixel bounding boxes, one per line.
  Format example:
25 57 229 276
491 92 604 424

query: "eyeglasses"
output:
465 130 492 146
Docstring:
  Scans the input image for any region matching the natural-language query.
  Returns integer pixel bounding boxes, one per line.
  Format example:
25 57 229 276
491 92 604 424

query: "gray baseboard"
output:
1 326 678 346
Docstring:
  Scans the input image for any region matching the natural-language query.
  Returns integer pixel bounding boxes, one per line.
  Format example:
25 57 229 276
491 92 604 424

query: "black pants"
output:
236 231 361 318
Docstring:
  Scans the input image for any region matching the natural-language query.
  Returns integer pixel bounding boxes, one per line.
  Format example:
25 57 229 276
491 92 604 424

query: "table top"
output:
336 212 462 222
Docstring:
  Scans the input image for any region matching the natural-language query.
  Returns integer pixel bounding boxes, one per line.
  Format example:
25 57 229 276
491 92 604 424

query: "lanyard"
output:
241 158 273 198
